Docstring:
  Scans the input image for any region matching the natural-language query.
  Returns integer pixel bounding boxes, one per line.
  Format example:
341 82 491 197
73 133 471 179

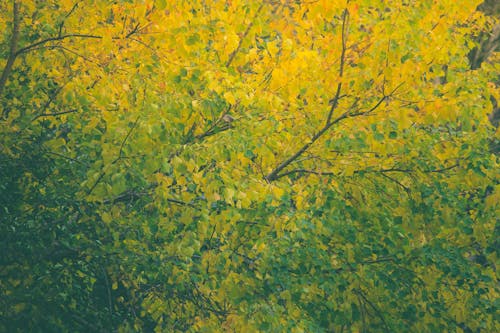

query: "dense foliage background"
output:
1 0 498 332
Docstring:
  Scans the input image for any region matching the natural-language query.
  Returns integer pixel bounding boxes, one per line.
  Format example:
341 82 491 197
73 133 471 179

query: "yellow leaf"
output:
101 212 112 224
271 185 284 199
223 91 236 105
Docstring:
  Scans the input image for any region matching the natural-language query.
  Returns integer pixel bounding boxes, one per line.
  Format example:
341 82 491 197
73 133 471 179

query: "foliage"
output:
1 0 498 332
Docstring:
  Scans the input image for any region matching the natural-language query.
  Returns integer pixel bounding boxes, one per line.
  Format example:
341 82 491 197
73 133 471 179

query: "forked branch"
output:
265 9 351 182
265 77 404 181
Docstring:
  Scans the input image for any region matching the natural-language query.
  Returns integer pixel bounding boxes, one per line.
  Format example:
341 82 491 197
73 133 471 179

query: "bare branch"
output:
348 82 404 118
166 198 198 208
32 81 68 119
428 163 458 173
265 106 350 182
125 22 141 39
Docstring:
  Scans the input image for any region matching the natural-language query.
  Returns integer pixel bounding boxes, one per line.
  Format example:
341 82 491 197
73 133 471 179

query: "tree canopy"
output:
1 0 498 332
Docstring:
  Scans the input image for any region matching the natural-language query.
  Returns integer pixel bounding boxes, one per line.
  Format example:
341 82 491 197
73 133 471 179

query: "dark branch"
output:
58 2 81 38
271 162 457 182
265 9 355 182
0 1 21 95
44 151 89 166
87 117 141 196
15 34 103 56
354 289 390 331
192 105 233 142
379 172 411 194
33 108 78 120
100 183 199 209
265 97 355 182
428 163 458 173
271 168 336 180
125 23 140 38
167 198 198 208
15 22 144 57
265 79 405 182
119 116 141 158
226 2 264 68
326 9 349 125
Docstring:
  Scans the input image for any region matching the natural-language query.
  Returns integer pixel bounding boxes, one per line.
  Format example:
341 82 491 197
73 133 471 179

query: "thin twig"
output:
326 9 349 125
167 198 197 208
87 117 141 196
100 266 113 327
15 34 102 56
193 105 234 142
272 168 335 180
58 2 81 38
226 2 264 67
354 289 390 331
15 22 144 57
379 172 411 194
33 108 78 120
119 116 141 158
44 151 89 166
32 83 67 120
265 10 353 182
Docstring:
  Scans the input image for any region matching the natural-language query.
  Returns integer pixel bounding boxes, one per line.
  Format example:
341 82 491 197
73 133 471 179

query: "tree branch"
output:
265 10 354 182
58 2 81 38
226 2 264 68
265 78 405 182
15 22 144 57
191 105 234 142
15 34 103 56
265 98 355 182
354 289 390 331
44 151 89 166
379 172 410 194
271 168 336 180
100 265 113 328
119 116 141 158
326 9 349 125
33 108 78 120
0 0 21 95
87 117 141 196
271 161 456 183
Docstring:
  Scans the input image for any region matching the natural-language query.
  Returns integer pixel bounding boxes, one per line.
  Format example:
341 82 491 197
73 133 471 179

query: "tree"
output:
1 0 498 332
